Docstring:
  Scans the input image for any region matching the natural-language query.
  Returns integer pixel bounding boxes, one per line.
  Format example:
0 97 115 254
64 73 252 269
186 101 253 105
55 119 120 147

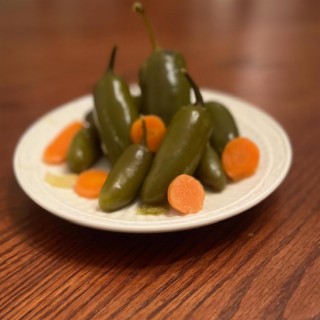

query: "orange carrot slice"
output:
74 169 108 199
43 121 84 164
221 137 260 181
167 174 205 214
130 115 166 152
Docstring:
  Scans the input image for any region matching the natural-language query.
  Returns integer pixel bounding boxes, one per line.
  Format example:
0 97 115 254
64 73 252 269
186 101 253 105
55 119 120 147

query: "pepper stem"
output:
141 116 148 147
107 46 117 73
182 69 205 106
133 2 159 51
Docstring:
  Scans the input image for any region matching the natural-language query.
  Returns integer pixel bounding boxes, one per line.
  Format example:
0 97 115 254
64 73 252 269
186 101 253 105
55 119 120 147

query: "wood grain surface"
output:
1 0 319 319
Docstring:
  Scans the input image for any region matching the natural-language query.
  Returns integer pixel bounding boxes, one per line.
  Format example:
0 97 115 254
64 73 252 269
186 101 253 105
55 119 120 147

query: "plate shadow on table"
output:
6 177 281 272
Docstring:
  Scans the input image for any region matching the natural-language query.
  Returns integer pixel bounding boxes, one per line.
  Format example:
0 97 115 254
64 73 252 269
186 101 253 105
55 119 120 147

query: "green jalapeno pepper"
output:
140 72 212 205
84 109 110 155
84 110 97 129
99 119 153 212
196 143 227 192
93 46 139 164
205 101 239 155
67 122 101 174
133 3 190 124
132 94 142 113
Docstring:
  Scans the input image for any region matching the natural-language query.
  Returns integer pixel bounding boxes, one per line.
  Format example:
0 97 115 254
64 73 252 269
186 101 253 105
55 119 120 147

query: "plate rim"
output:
13 88 293 233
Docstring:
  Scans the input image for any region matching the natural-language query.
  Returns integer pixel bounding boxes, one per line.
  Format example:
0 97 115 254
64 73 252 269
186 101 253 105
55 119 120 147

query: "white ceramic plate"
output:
13 88 292 233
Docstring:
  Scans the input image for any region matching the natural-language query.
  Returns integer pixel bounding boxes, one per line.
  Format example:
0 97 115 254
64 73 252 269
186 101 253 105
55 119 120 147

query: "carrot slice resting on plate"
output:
130 115 166 152
43 121 84 164
167 174 205 214
222 137 260 181
74 169 108 199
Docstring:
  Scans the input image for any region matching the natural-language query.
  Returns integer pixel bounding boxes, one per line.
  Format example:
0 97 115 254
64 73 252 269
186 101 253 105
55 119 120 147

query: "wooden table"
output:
1 1 319 319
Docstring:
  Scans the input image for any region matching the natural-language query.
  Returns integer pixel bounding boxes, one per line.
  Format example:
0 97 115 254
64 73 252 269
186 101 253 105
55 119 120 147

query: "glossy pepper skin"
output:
139 50 190 124
84 110 97 129
99 122 153 212
134 3 190 124
67 124 101 173
93 46 138 164
206 101 239 155
196 143 227 192
140 73 212 205
132 94 142 113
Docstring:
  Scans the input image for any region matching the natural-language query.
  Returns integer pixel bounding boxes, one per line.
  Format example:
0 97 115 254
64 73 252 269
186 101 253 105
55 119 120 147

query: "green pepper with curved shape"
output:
205 101 239 155
99 120 153 212
196 143 227 192
67 123 101 173
84 109 110 156
133 2 190 124
93 46 139 164
140 72 212 205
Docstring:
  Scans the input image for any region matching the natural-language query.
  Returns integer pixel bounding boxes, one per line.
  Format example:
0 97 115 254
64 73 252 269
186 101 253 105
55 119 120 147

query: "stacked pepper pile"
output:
43 3 259 215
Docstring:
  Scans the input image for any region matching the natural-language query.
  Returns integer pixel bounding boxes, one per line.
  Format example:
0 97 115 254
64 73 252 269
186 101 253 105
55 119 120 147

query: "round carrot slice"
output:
167 174 205 214
222 137 260 180
74 169 108 199
130 115 166 152
43 121 84 164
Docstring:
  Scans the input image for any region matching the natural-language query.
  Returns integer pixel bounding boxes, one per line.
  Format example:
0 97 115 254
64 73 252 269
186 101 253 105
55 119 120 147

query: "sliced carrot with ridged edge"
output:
222 137 260 181
74 169 108 199
43 121 84 164
167 174 205 214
